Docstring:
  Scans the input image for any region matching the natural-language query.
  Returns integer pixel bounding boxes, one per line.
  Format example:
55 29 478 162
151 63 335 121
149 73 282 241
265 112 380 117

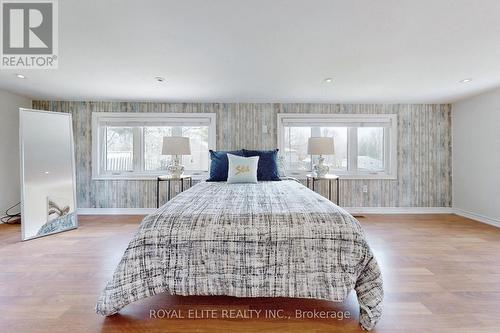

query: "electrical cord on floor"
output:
1 202 21 224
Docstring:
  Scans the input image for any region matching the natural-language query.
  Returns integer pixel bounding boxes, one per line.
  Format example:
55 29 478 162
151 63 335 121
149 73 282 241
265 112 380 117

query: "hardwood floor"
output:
1 214 499 333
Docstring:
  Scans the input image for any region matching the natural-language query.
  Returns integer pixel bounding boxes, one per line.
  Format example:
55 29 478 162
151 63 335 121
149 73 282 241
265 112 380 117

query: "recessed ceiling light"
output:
459 78 472 83
15 74 26 79
154 76 166 83
44 171 50 175
324 78 334 83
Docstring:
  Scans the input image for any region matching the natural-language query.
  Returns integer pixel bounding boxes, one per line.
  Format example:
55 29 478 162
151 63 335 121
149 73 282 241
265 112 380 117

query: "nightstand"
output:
306 174 340 205
156 175 192 208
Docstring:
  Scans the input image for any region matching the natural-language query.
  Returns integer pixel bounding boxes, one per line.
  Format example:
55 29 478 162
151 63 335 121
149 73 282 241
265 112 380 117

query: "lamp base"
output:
167 155 184 178
312 155 329 178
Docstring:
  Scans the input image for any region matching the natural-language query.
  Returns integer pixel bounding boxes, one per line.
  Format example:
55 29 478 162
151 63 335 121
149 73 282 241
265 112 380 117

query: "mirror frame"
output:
19 108 78 241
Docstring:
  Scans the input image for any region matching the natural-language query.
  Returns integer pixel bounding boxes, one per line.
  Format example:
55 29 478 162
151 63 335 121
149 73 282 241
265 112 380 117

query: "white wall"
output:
452 88 500 225
0 89 31 216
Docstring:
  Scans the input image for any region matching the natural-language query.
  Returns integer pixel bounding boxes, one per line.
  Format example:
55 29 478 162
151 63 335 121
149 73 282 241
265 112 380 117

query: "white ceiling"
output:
1 0 500 103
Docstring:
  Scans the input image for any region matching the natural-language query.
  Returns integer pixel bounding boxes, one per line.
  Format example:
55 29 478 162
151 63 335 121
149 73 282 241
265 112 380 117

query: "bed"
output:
96 180 383 330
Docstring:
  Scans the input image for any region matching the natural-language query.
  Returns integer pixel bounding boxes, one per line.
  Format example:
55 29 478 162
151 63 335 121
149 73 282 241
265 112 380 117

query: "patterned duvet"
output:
96 180 383 330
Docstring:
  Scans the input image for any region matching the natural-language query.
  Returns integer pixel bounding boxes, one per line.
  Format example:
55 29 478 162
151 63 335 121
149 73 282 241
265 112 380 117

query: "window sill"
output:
286 171 397 180
92 173 208 181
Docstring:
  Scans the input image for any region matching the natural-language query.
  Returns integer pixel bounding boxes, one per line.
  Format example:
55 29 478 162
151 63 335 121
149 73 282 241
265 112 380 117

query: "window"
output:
105 126 134 171
277 114 397 179
357 127 384 172
143 126 172 171
92 112 216 179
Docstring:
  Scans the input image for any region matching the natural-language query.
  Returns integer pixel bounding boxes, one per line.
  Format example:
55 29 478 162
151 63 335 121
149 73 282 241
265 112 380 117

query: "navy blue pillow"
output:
207 150 244 181
243 149 281 181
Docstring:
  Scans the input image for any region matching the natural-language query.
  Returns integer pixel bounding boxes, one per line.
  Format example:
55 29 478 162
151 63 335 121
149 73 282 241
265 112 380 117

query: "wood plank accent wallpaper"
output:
32 101 452 208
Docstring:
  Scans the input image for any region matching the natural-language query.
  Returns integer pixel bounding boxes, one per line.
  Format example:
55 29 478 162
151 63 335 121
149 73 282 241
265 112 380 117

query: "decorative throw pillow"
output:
242 149 281 181
207 150 244 181
227 154 259 184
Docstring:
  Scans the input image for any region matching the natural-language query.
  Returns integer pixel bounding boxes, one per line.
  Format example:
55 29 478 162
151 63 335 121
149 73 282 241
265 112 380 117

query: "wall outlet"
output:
362 185 368 193
262 125 268 134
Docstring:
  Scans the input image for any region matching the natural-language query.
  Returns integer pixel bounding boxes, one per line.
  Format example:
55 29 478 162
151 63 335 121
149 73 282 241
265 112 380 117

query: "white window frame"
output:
277 113 398 179
92 112 216 180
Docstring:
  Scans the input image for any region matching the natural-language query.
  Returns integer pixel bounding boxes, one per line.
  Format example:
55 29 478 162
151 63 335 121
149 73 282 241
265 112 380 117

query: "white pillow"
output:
227 154 259 184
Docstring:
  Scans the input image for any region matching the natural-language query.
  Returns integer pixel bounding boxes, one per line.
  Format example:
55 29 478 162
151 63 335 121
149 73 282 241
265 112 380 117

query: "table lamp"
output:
162 136 191 178
307 137 334 178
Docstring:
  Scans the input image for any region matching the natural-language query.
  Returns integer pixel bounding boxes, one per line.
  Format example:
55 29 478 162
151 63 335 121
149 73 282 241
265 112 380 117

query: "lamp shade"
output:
162 136 191 155
307 137 335 155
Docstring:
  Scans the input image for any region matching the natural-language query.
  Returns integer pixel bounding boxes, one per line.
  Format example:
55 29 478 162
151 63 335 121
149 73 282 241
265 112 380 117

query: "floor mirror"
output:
20 108 78 241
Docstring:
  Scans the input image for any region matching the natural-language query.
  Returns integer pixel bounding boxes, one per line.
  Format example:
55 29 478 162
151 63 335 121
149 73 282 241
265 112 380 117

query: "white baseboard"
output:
78 207 453 215
453 208 500 228
77 208 156 215
344 207 453 214
76 207 499 228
